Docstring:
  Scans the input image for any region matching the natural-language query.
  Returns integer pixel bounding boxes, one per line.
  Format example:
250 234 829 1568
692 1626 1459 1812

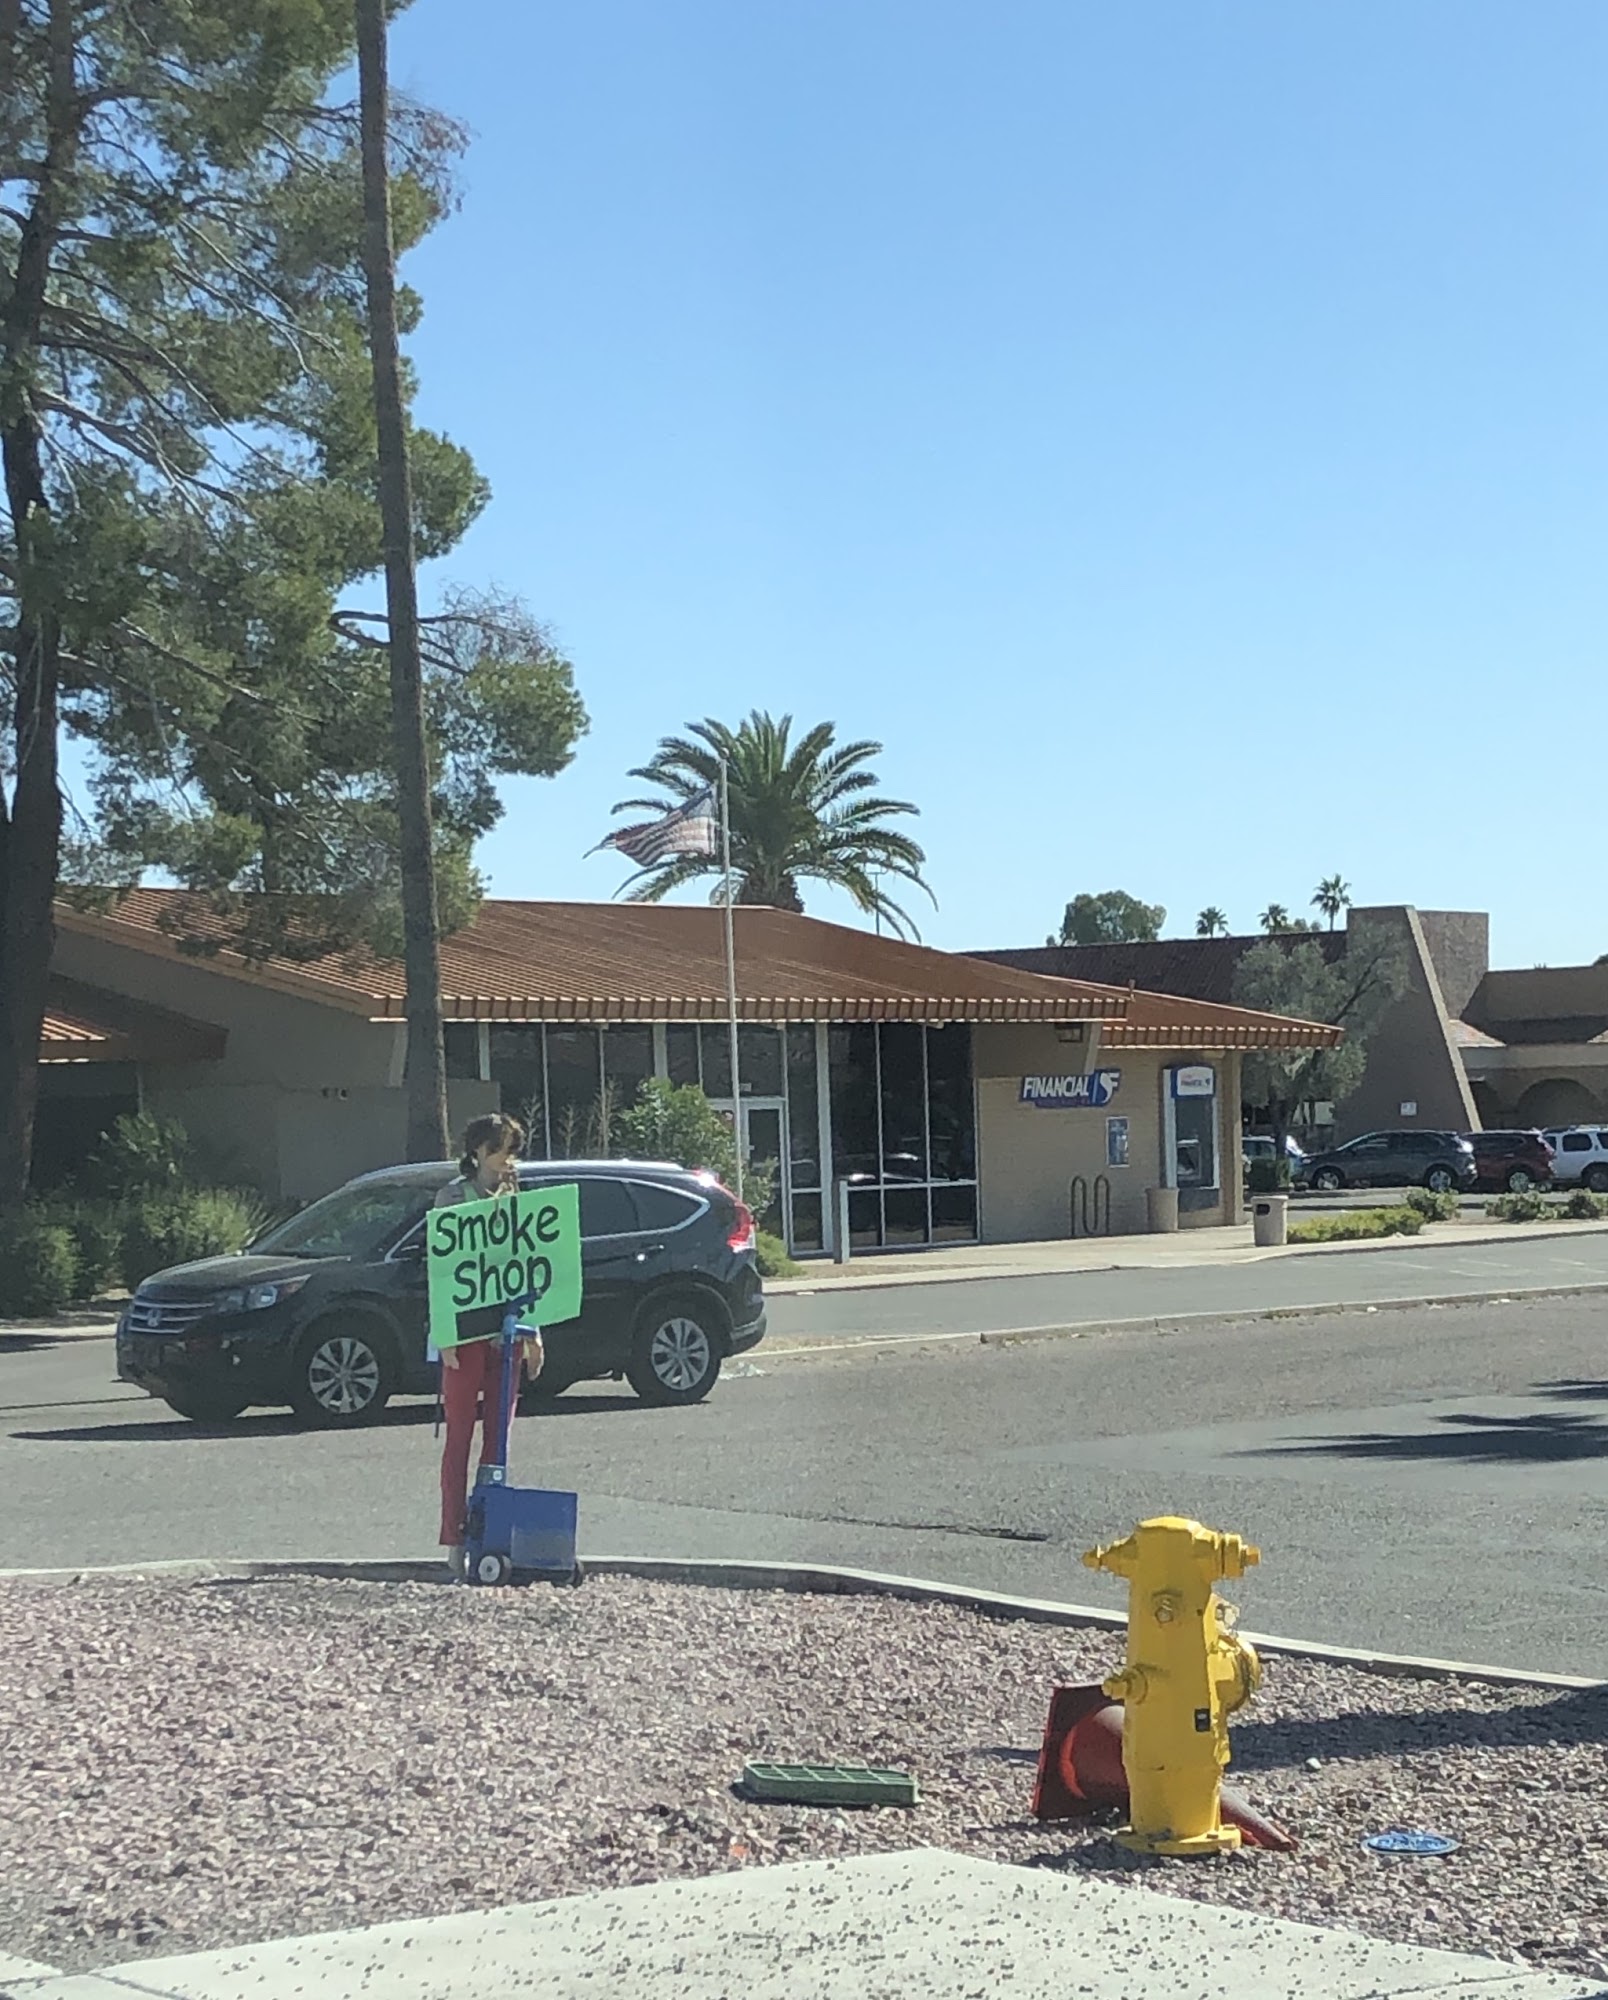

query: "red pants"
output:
438 1340 518 1546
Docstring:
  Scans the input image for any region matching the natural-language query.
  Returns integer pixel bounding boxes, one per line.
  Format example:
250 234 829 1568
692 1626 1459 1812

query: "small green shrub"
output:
119 1187 271 1290
1486 1189 1554 1223
84 1110 192 1198
1246 1157 1289 1195
1561 1188 1608 1221
614 1078 778 1215
1404 1187 1460 1222
754 1229 801 1279
36 1197 125 1300
0 1214 80 1317
1287 1205 1424 1244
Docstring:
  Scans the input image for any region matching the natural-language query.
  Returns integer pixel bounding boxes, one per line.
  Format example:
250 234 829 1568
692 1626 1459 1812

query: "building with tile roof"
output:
41 893 1338 1250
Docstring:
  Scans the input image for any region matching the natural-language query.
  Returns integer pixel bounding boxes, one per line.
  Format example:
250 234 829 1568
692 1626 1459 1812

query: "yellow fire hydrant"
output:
1082 1515 1262 1856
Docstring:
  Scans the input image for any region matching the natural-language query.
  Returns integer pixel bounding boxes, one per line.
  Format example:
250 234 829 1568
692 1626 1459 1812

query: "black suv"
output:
116 1160 766 1427
1298 1129 1477 1194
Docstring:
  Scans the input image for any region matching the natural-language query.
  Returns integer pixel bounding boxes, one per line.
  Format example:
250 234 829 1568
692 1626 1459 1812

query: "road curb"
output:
759 1279 1608 1360
0 1554 1598 1693
763 1216 1608 1297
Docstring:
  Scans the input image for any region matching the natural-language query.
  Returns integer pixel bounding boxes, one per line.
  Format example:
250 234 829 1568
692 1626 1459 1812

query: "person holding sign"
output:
433 1115 544 1571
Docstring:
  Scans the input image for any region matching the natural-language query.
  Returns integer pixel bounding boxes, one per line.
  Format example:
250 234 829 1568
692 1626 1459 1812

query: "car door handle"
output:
634 1243 667 1262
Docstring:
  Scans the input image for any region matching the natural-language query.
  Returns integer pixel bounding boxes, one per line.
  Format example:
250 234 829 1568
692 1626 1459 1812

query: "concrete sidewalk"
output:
767 1214 1608 1295
5 1851 1600 2000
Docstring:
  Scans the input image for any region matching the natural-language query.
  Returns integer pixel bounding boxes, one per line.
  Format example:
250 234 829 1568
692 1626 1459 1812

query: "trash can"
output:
1252 1194 1288 1248
1146 1185 1180 1234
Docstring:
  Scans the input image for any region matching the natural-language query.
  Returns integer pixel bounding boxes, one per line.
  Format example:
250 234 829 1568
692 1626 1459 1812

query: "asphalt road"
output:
764 1229 1608 1343
5 1283 1608 1678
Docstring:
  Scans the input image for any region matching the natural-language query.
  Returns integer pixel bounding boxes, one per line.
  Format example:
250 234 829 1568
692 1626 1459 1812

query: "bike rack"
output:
1070 1173 1112 1238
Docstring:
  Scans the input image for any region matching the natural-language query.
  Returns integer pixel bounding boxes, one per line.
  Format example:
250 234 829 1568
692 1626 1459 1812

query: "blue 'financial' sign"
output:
1019 1069 1122 1109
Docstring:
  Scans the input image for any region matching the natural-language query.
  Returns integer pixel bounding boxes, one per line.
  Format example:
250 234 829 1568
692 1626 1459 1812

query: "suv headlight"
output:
219 1276 309 1314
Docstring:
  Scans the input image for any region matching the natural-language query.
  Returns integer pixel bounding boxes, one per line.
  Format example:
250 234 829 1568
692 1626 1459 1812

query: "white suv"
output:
1541 1128 1608 1193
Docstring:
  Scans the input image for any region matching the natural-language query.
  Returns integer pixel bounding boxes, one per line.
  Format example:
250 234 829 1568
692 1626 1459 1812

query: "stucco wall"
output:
1417 911 1490 1022
1335 908 1478 1138
974 1029 1239 1240
141 1077 498 1203
50 925 394 1089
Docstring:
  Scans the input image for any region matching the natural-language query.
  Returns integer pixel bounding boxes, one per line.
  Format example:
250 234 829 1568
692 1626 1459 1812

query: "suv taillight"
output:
725 1197 756 1253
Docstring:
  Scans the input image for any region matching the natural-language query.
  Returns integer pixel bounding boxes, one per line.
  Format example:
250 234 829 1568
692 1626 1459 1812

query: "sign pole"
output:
720 755 744 1203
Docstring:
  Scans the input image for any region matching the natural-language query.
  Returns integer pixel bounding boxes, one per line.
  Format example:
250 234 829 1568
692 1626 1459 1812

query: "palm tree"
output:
610 711 934 939
1312 874 1352 930
1259 903 1291 933
1196 907 1229 937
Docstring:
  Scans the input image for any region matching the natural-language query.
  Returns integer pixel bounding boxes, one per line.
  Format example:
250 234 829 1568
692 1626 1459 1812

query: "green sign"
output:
426 1184 583 1349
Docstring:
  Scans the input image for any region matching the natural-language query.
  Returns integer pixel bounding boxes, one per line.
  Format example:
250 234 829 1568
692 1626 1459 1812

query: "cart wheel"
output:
475 1552 513 1587
560 1562 586 1589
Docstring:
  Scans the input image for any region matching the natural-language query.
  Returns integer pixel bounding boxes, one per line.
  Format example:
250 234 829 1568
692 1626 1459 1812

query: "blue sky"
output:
378 3 1607 965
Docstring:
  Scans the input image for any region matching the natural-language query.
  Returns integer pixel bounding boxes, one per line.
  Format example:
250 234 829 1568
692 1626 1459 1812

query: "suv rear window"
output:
575 1177 638 1240
631 1182 704 1230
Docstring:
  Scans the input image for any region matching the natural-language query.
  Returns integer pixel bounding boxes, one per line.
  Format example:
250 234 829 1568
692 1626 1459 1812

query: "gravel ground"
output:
2 1573 1607 1982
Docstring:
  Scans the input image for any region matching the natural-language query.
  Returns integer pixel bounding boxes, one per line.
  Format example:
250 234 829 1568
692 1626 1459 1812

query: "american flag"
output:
594 786 719 867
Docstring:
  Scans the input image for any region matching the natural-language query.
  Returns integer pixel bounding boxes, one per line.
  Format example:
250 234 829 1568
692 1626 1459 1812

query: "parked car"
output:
1540 1127 1608 1193
1463 1130 1554 1193
1242 1134 1306 1184
1298 1130 1477 1193
116 1159 767 1427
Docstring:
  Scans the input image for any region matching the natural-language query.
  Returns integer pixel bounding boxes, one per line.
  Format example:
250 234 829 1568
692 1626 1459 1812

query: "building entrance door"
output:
710 1096 790 1243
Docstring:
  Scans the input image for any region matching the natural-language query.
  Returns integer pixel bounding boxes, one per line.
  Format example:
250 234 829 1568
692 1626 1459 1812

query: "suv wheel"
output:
626 1292 725 1406
1312 1167 1343 1192
290 1320 393 1427
1423 1166 1456 1194
1584 1164 1608 1195
1505 1166 1535 1193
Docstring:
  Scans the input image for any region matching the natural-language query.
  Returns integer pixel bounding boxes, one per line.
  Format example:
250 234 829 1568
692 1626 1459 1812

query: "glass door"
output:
710 1096 790 1242
740 1097 788 1242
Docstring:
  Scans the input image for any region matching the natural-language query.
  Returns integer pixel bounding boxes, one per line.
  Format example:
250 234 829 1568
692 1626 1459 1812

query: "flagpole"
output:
719 755 744 1203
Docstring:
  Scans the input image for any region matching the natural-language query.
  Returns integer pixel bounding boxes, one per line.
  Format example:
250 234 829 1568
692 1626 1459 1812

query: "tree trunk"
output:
0 419 61 1210
0 0 75 1209
355 0 447 1163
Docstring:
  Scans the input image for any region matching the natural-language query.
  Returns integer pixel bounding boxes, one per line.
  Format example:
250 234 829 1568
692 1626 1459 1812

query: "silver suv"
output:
1541 1128 1608 1193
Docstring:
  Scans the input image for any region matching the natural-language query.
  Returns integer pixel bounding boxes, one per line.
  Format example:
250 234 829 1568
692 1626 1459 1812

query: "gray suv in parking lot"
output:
1298 1129 1477 1194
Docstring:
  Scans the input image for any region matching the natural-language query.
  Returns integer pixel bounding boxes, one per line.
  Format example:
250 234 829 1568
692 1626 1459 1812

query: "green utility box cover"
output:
740 1761 918 1808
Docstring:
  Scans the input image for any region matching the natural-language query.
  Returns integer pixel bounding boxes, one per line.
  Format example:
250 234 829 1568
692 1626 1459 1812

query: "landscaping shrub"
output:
754 1229 801 1279
119 1187 271 1290
615 1078 778 1216
37 1196 125 1300
0 1213 80 1317
84 1109 192 1198
1287 1205 1423 1244
1561 1188 1608 1221
1404 1187 1460 1222
1486 1189 1553 1223
1246 1157 1289 1195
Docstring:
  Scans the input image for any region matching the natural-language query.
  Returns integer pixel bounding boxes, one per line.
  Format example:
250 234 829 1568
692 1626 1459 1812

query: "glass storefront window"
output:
879 1022 929 1183
666 1024 700 1086
546 1027 602 1155
818 1022 978 1250
737 1025 783 1097
786 1026 821 1192
444 1023 482 1080
698 1024 732 1098
489 1025 546 1154
602 1026 654 1124
829 1024 879 1181
926 1024 976 1182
